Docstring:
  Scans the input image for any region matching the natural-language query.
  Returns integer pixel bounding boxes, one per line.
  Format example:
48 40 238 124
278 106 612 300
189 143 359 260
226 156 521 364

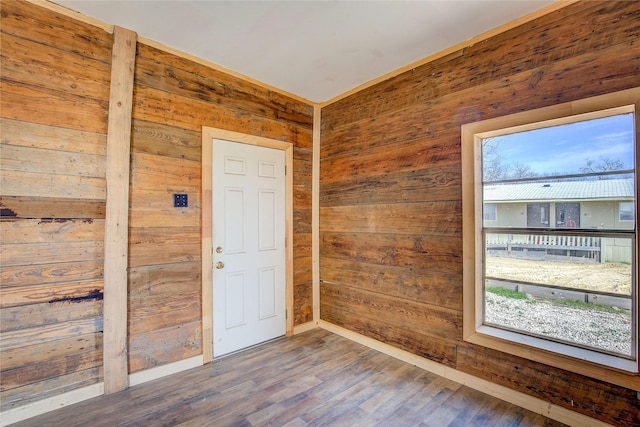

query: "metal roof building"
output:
484 178 635 202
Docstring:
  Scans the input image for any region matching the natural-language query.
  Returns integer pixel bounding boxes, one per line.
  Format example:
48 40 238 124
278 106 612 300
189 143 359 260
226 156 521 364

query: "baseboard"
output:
0 383 104 426
129 355 204 387
318 320 611 427
293 320 318 335
1 355 204 426
2 327 608 426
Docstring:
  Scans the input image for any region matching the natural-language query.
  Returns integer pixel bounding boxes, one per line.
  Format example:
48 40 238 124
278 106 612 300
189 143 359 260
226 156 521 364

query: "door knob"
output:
215 261 225 269
216 246 223 253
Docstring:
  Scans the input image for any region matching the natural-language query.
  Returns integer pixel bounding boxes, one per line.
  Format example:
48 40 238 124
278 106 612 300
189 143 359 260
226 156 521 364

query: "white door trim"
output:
201 127 294 363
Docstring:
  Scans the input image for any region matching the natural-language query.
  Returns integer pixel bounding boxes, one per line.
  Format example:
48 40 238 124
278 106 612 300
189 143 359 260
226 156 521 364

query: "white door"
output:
212 138 286 357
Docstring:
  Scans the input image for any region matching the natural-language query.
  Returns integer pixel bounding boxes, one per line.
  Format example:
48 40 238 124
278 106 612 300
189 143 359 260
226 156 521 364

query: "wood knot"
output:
528 70 544 89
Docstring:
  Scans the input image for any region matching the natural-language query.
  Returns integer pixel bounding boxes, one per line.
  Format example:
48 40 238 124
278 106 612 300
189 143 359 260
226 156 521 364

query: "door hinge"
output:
285 165 287 175
285 309 288 319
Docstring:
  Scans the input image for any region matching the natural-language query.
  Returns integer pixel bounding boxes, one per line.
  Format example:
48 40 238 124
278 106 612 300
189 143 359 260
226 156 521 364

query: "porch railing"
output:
486 233 601 254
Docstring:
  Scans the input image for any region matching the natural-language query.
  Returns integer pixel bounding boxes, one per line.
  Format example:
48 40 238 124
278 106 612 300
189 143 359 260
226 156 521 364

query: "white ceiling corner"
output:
53 0 556 103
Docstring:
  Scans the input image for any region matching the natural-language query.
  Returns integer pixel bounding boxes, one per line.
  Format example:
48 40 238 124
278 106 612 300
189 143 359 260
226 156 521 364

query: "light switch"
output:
174 194 188 207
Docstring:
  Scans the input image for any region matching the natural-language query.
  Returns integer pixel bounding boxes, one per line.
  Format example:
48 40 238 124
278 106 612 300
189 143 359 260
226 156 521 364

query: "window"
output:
526 203 549 227
462 88 639 387
483 203 497 221
620 201 635 222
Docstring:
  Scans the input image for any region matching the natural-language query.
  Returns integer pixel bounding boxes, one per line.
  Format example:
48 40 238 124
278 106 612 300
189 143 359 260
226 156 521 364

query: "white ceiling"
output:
54 0 555 103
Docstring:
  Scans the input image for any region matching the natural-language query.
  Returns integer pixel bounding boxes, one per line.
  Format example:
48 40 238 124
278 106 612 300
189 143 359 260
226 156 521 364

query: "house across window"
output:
462 89 639 381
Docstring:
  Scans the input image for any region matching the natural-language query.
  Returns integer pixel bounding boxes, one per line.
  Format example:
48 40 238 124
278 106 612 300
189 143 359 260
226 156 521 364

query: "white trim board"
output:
129 355 203 387
0 383 104 426
293 321 318 335
2 327 607 426
0 356 204 426
318 320 612 427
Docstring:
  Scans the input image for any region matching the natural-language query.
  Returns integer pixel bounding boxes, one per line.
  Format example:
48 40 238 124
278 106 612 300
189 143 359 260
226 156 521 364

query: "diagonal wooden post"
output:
103 25 137 395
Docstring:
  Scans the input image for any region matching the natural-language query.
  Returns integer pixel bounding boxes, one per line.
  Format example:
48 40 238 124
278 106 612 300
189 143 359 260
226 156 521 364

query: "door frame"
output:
201 126 294 363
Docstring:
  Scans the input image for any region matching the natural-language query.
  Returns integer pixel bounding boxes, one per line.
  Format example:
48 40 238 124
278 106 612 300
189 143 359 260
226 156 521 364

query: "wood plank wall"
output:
0 0 112 410
1 0 313 412
319 1 640 426
128 42 314 373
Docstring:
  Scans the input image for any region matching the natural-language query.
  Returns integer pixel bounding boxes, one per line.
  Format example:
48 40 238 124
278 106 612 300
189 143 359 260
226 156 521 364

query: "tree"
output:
482 137 508 181
482 138 539 181
483 140 627 182
510 162 539 179
580 156 625 174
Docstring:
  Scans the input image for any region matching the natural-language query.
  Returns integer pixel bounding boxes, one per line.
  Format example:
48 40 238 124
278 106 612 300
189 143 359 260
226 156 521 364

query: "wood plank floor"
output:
13 328 567 427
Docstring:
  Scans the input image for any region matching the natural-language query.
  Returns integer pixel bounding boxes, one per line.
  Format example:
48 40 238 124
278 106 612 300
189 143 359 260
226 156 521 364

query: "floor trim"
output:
1 356 204 426
0 383 104 427
318 320 611 427
3 325 609 426
293 320 318 335
129 355 204 387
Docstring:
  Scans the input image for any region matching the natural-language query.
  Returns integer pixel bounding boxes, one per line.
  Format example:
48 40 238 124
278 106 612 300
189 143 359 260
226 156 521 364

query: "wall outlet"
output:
174 194 188 207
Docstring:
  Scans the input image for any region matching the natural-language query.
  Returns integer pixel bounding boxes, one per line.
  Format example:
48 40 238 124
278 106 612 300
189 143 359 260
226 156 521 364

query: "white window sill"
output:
473 324 638 373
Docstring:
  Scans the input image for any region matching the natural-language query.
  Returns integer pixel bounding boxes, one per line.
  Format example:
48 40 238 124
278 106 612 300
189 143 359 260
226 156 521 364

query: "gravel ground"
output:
485 292 632 356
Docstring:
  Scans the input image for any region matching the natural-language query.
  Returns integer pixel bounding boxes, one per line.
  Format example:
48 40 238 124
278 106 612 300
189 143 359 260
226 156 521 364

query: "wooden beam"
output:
312 105 321 324
103 26 137 395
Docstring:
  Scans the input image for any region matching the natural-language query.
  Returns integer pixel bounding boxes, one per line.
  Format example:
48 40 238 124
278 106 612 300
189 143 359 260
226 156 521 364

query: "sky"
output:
483 112 635 177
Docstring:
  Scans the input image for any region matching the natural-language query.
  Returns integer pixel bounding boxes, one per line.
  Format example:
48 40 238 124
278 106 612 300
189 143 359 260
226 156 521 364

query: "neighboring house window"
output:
462 88 638 387
483 203 497 221
526 202 550 227
620 201 635 222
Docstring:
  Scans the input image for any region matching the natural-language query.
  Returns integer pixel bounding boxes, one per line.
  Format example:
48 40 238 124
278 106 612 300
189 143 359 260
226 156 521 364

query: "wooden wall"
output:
0 0 313 413
128 41 314 373
0 0 111 410
319 1 640 425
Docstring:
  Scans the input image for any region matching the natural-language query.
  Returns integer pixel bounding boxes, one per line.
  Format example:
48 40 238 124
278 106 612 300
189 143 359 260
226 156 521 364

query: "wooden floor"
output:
14 329 566 427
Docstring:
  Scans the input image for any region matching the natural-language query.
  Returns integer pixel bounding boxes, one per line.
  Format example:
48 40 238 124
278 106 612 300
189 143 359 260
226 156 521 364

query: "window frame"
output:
461 87 640 389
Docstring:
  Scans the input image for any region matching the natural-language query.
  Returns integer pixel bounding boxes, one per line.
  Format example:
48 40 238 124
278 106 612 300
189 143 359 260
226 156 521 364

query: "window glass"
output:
620 201 635 221
483 203 497 221
481 112 636 360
